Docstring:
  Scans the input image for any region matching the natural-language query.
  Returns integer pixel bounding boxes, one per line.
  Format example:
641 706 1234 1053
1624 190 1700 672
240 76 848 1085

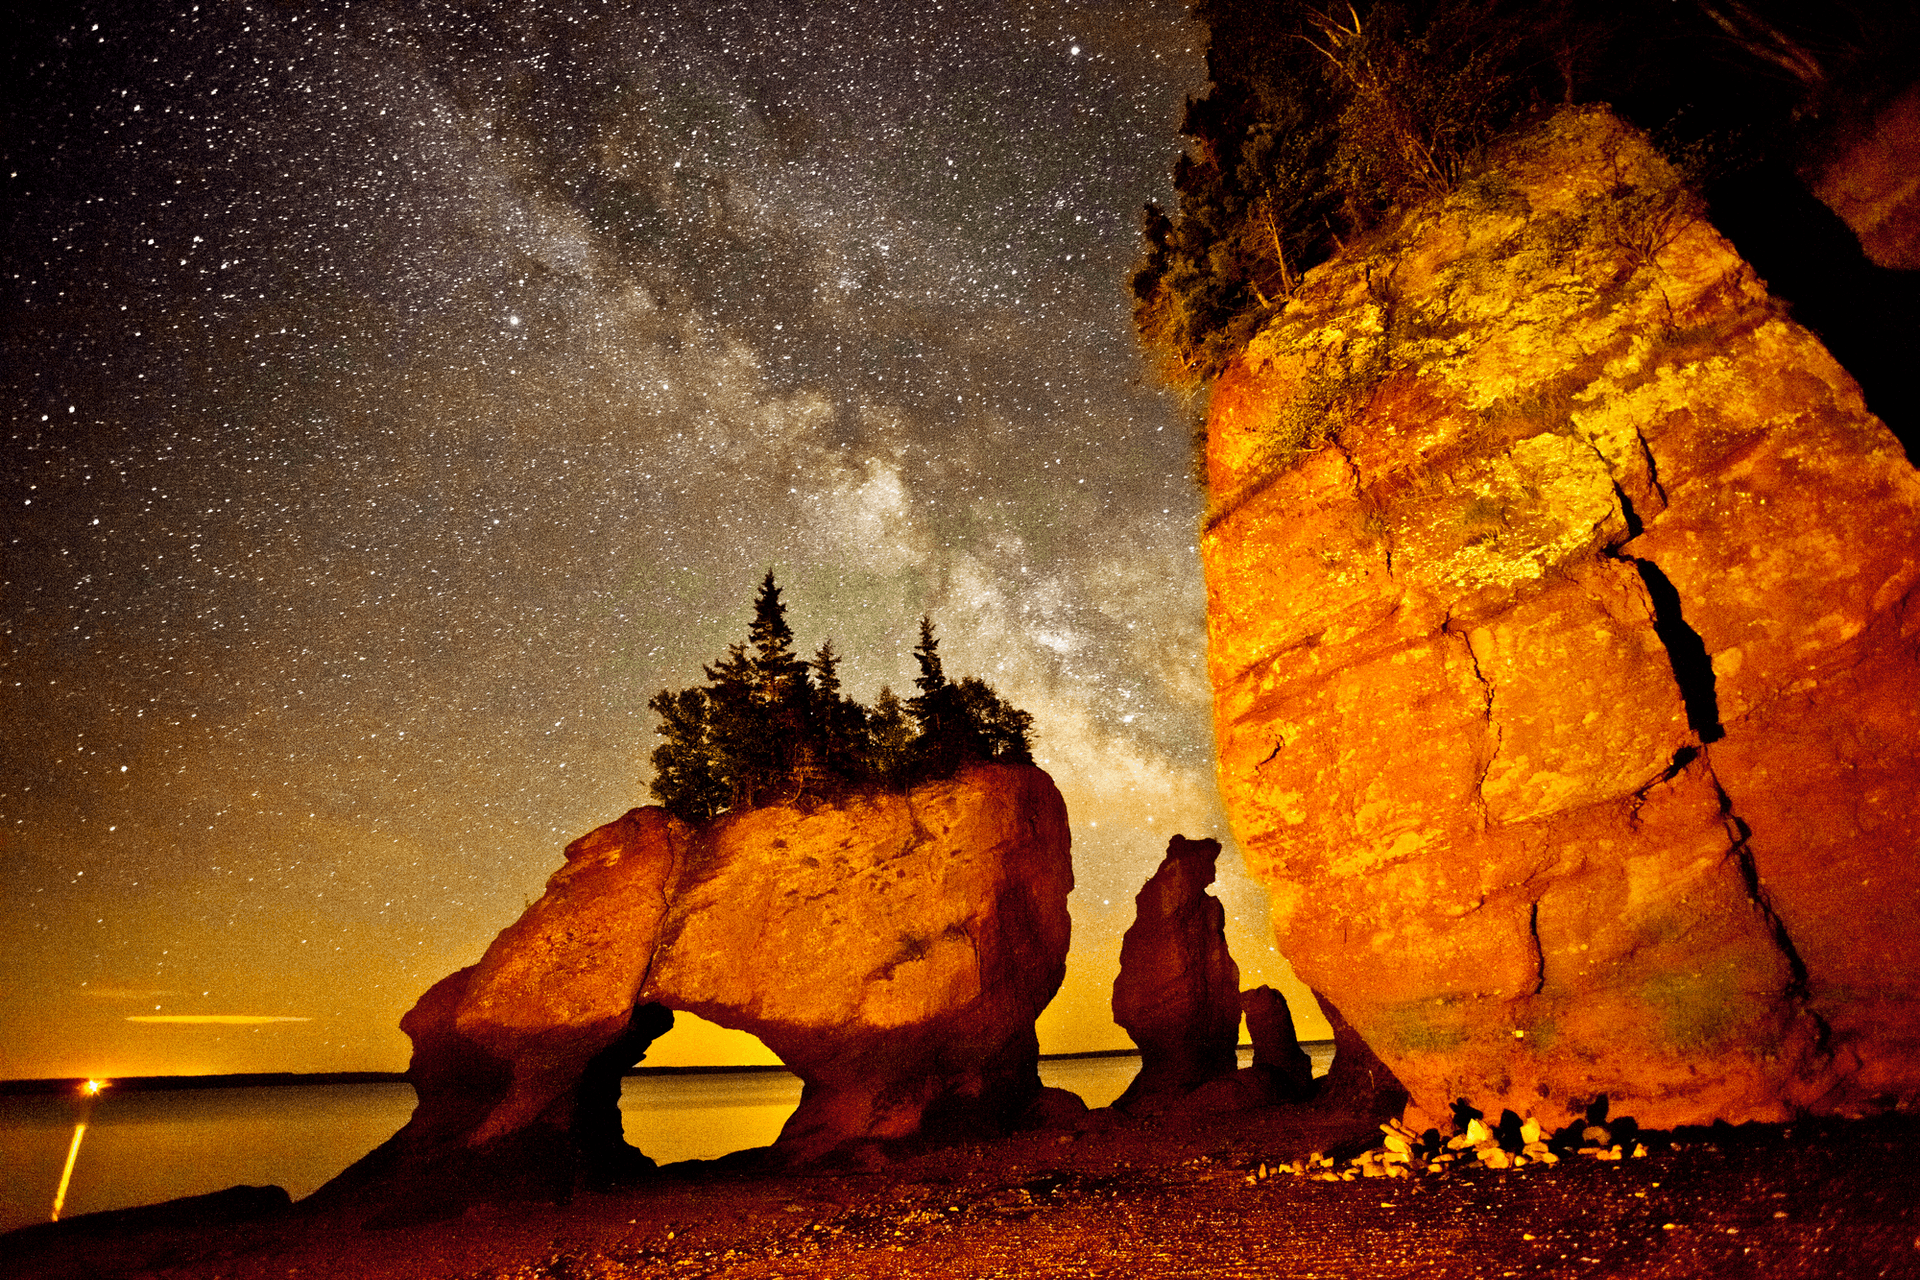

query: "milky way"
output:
3 0 1308 1079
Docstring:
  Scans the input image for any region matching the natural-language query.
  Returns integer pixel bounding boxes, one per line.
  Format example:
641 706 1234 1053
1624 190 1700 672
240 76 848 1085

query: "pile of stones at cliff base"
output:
1260 1099 1650 1183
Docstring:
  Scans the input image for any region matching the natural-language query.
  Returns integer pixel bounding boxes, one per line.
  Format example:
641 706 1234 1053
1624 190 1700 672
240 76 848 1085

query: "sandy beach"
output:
10 1101 1919 1279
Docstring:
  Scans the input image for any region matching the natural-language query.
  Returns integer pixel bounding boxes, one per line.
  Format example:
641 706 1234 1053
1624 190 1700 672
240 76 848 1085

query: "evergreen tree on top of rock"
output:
1133 0 1562 394
647 576 1035 824
906 615 1035 776
1133 0 1920 406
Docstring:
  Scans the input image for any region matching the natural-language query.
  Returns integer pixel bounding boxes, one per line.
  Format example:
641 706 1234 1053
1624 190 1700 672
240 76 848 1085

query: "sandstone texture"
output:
326 763 1071 1209
1203 107 1920 1131
1111 835 1242 1110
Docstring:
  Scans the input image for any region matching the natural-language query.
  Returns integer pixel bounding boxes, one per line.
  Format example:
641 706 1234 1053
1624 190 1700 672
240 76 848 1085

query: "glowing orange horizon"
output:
124 1015 312 1025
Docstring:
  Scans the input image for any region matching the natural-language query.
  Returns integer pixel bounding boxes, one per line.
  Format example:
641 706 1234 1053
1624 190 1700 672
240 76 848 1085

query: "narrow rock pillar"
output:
1241 985 1315 1101
1111 835 1241 1111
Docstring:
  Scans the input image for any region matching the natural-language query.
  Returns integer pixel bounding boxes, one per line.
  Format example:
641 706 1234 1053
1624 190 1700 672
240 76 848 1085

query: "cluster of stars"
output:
3 0 1295 1081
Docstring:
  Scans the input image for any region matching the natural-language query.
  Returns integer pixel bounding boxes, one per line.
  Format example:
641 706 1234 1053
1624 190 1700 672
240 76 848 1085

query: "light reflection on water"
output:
0 1082 419 1233
0 1044 1333 1232
620 1070 801 1166
623 1054 1155 1165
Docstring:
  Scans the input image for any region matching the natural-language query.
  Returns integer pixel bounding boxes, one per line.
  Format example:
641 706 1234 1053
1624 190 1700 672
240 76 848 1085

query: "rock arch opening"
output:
612 1010 799 1167
317 763 1073 1215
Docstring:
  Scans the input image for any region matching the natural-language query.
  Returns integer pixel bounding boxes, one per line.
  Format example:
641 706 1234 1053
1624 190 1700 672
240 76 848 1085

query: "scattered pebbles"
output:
1247 1098 1651 1183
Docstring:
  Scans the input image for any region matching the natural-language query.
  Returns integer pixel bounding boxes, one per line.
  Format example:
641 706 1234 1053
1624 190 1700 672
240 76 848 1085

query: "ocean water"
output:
0 1045 1333 1233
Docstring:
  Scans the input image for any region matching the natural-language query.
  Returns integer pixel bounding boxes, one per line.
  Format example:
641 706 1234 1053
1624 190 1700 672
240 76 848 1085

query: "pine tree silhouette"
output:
810 639 867 782
646 579 1037 823
865 685 915 785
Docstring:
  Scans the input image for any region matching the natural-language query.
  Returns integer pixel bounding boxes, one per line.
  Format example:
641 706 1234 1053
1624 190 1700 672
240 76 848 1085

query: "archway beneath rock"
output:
317 765 1074 1218
610 1010 799 1167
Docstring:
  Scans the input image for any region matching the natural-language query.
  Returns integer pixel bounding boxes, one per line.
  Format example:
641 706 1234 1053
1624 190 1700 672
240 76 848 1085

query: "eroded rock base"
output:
321 764 1073 1210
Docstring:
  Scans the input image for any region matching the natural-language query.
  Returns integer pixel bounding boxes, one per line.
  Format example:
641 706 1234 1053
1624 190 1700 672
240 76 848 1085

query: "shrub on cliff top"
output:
647 573 1033 824
1134 0 1920 403
1133 0 1593 392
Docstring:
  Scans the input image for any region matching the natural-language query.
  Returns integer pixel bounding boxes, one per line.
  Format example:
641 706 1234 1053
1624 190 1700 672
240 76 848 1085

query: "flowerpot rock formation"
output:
323 762 1072 1212
1203 107 1920 1131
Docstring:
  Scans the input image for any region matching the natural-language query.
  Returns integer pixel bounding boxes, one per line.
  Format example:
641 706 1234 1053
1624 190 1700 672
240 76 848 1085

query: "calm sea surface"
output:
0 1046 1333 1232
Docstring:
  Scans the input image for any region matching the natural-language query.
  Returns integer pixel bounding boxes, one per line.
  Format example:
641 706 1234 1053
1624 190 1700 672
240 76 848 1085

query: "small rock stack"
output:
1111 836 1242 1112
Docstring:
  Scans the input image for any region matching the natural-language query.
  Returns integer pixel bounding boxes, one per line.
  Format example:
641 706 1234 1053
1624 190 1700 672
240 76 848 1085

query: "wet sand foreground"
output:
9 1106 1919 1279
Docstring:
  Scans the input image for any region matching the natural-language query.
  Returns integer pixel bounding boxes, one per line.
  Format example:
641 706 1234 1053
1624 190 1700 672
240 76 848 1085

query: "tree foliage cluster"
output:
647 573 1035 825
1132 1 1920 398
1132 0 1580 392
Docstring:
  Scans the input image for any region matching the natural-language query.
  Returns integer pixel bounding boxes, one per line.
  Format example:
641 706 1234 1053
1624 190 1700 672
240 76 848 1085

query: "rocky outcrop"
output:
323 763 1072 1212
1241 985 1315 1101
1307 991 1410 1122
1808 82 1920 270
1203 107 1920 1131
1111 836 1242 1111
640 764 1072 1161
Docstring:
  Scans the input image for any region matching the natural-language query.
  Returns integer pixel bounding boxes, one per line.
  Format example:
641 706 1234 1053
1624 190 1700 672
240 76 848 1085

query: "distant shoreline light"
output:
125 1015 312 1025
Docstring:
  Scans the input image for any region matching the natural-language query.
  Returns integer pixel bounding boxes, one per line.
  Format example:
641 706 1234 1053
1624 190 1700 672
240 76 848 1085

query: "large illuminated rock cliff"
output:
1203 107 1920 1130
323 762 1071 1211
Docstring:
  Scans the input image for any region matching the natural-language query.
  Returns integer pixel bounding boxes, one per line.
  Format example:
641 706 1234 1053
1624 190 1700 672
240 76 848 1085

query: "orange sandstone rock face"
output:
1203 107 1920 1131
643 763 1072 1161
332 763 1071 1207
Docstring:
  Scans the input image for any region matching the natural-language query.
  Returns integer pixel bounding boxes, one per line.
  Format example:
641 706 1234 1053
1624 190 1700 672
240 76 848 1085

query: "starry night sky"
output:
2 0 1323 1081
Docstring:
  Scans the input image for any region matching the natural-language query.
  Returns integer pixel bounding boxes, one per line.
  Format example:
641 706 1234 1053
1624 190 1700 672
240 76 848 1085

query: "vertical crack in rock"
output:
1576 432 1645 546
1626 559 1725 742
1634 426 1669 508
1446 619 1500 821
1610 479 1644 542
634 822 685 1002
1628 745 1701 827
1528 901 1546 996
1583 431 1721 741
1704 754 1831 1057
